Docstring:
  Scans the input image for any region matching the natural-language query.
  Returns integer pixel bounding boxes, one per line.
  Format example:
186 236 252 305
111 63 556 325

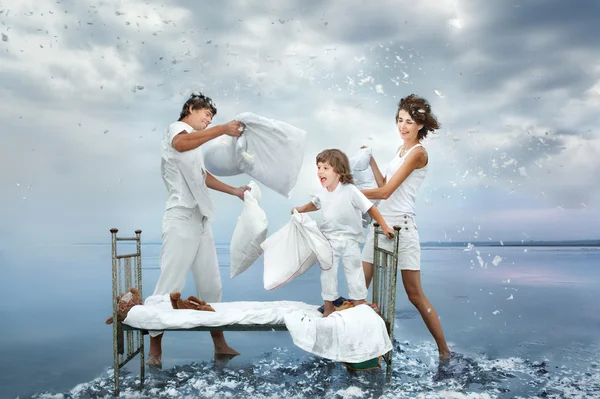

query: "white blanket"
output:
284 304 393 363
123 295 392 363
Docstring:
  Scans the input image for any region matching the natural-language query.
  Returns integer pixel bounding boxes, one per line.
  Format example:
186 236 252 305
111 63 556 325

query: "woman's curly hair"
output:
396 94 441 140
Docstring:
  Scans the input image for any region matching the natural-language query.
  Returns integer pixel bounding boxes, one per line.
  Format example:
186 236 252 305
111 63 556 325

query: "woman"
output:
361 94 450 360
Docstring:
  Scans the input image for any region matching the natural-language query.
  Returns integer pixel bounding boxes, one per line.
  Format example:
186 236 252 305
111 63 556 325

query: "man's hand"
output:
223 120 246 137
233 185 251 200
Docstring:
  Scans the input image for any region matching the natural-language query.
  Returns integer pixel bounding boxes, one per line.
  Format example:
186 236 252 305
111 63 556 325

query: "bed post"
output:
135 229 145 388
110 228 145 396
110 228 121 396
371 223 401 381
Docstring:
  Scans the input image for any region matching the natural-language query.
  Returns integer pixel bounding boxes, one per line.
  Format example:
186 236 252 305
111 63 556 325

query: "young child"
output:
293 149 394 317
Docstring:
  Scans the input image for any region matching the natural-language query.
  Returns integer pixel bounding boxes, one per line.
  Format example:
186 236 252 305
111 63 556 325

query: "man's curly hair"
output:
179 91 217 121
396 94 441 140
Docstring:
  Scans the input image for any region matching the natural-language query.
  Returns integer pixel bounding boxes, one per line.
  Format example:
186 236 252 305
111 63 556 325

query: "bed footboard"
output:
371 224 401 380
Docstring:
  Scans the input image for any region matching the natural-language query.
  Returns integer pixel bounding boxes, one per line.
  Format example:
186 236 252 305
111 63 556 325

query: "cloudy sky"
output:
1 0 599 250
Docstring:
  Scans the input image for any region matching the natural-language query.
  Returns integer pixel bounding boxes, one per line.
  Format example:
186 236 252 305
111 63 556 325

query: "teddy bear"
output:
105 287 143 324
170 292 215 312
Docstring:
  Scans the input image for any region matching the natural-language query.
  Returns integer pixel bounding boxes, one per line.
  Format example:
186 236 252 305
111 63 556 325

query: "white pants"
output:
321 239 368 301
150 206 222 337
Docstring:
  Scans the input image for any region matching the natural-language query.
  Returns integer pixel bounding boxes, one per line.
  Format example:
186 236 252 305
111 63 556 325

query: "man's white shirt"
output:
161 121 215 220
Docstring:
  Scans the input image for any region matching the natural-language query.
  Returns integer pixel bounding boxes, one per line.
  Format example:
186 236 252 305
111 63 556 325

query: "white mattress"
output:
123 294 393 363
123 294 321 330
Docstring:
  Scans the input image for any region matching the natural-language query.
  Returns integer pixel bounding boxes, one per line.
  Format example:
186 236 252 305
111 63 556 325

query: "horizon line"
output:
72 239 600 246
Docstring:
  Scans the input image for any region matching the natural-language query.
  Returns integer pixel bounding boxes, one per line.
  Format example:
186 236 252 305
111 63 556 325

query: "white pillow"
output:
202 135 242 176
349 148 379 227
201 112 307 198
261 211 333 290
349 147 377 191
229 181 268 278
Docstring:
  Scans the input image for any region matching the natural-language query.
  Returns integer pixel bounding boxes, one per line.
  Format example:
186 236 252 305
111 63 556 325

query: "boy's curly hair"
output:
316 149 355 185
396 94 441 140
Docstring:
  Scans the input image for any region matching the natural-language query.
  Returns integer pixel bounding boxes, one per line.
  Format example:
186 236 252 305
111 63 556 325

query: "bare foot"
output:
148 334 163 369
146 353 162 369
214 353 237 367
322 301 335 317
439 351 451 361
214 345 240 357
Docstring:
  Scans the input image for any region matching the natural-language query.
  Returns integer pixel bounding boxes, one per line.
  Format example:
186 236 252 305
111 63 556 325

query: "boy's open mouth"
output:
320 177 326 183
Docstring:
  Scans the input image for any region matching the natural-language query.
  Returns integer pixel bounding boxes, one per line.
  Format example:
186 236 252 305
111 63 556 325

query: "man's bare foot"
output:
147 334 163 369
146 353 162 369
351 299 366 307
214 353 237 368
214 345 240 357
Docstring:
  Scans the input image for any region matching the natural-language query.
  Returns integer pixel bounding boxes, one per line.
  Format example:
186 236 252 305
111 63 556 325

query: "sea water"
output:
1 244 599 398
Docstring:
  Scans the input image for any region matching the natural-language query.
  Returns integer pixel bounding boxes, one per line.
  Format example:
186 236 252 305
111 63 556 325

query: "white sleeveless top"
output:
378 144 427 217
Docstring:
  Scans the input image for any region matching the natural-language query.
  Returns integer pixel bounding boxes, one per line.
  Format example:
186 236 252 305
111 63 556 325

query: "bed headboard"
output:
109 228 145 395
110 228 143 300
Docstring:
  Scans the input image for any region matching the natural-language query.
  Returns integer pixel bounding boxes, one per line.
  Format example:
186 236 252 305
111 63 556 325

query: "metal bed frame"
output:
109 224 400 395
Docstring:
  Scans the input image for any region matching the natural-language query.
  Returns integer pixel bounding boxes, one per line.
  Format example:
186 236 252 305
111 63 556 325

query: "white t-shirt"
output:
311 183 374 243
161 121 210 211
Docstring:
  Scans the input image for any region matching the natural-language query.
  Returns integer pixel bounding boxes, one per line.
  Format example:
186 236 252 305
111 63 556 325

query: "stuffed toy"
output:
170 292 215 312
105 287 143 324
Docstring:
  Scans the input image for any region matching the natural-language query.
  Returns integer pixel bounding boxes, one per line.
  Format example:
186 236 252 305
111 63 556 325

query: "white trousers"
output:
321 239 368 301
150 206 222 337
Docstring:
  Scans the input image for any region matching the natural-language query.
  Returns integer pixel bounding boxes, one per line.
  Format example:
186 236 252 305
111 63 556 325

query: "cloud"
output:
1 0 598 249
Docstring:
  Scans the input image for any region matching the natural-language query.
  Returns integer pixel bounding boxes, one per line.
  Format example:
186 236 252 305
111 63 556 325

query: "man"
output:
147 92 249 368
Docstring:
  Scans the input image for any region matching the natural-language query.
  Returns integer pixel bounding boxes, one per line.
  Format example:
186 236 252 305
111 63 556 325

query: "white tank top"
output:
378 144 427 217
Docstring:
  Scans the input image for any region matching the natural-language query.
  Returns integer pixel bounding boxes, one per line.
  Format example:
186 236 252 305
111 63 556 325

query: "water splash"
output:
26 340 600 399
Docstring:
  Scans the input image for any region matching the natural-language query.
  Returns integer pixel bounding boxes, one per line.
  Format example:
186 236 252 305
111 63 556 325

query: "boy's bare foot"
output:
439 351 451 361
323 301 335 317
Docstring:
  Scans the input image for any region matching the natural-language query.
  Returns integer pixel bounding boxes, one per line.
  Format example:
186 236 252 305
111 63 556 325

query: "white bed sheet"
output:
123 294 392 363
123 294 321 330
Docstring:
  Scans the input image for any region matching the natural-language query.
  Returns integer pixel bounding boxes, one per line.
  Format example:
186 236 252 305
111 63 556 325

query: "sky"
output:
1 0 599 251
